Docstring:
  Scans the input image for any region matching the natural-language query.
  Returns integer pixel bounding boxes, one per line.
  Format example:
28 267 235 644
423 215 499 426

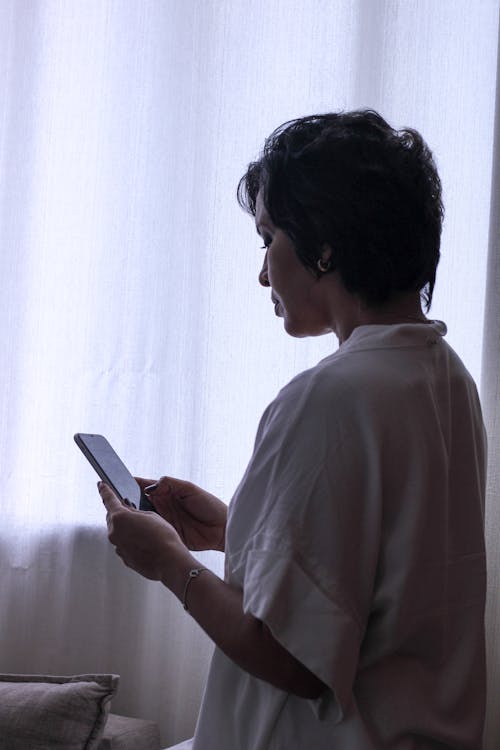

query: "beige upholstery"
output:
0 673 118 750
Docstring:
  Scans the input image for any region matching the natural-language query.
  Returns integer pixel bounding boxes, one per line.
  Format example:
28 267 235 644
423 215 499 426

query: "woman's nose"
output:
259 253 270 287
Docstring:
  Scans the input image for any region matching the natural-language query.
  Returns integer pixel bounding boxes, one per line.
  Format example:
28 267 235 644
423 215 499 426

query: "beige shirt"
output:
192 321 487 750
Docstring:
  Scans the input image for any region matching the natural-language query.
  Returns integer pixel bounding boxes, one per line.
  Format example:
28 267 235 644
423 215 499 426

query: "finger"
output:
156 476 177 492
135 477 157 491
98 481 125 513
143 476 172 495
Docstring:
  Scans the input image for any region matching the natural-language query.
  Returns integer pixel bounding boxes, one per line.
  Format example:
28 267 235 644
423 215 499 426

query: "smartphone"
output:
74 433 156 512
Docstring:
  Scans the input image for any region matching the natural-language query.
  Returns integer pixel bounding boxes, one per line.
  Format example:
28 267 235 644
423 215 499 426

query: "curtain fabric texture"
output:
0 1 498 747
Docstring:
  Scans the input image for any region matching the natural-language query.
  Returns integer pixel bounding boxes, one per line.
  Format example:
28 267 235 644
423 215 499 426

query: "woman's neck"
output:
337 292 430 343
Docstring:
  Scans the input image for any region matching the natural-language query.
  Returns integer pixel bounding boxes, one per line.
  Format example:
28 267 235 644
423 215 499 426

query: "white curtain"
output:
0 1 498 746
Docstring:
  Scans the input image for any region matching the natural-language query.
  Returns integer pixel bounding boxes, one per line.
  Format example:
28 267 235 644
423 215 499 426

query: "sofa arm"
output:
98 713 161 750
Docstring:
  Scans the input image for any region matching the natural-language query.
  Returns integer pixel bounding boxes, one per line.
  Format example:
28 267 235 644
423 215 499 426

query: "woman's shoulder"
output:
262 354 364 440
274 346 379 408
269 323 466 424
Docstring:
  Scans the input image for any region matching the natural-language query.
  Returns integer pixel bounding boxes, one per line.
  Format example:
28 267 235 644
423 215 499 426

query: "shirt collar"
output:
338 319 447 353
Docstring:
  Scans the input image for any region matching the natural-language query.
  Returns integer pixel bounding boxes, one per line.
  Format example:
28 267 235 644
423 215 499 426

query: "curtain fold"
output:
482 11 500 747
0 2 498 746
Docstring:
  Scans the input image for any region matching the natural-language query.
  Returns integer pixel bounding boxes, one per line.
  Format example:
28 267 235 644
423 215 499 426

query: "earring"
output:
317 258 331 273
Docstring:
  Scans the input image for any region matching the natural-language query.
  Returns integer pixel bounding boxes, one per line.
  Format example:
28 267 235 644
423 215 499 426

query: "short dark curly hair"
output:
237 110 443 311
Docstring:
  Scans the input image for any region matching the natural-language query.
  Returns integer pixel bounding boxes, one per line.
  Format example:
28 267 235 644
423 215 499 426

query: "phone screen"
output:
74 433 144 509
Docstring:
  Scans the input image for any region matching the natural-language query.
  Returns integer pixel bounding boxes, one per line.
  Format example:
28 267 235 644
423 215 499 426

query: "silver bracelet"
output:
183 568 208 612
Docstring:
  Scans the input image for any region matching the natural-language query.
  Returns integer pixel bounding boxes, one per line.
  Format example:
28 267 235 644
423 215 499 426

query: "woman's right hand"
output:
135 476 227 552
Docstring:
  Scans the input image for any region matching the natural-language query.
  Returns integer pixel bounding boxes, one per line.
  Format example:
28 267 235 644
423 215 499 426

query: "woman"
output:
99 110 487 749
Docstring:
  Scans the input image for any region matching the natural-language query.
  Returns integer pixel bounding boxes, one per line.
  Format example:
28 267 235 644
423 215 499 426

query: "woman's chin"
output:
282 315 308 338
282 312 332 339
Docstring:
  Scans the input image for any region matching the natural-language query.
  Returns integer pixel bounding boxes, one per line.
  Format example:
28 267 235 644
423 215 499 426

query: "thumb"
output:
98 481 127 514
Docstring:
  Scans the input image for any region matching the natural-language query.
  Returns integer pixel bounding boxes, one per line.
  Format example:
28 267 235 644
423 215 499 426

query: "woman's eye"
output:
261 237 272 250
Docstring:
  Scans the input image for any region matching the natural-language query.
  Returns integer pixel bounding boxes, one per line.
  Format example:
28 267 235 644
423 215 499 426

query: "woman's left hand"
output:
98 481 187 581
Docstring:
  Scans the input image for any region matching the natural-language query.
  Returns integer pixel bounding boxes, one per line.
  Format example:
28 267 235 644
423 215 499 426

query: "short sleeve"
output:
240 545 364 722
225 368 384 722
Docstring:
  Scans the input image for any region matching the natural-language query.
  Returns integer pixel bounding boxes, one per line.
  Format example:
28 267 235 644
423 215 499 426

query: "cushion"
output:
98 713 161 749
0 673 119 750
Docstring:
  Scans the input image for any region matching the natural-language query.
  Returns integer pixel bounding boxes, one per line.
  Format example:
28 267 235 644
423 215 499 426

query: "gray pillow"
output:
0 673 119 750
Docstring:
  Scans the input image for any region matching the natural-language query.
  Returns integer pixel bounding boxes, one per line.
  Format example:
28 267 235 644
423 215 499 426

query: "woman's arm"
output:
166 546 326 700
100 483 326 700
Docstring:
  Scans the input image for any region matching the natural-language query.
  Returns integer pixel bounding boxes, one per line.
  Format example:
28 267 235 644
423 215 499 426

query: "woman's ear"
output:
316 244 334 276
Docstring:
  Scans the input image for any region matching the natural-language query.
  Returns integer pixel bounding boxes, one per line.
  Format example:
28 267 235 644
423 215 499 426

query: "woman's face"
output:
255 189 333 338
